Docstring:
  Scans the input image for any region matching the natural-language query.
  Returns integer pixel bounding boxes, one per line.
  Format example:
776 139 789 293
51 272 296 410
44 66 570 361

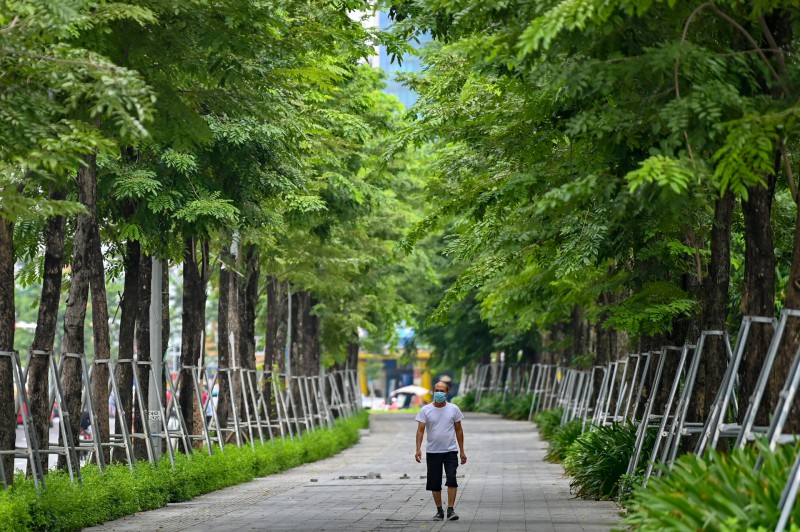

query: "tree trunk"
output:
764 11 799 431
161 260 169 410
292 291 307 376
308 295 321 376
345 336 359 413
27 186 67 473
216 245 235 432
87 225 111 464
133 252 151 459
570 305 585 362
114 240 139 463
265 276 287 373
234 245 258 434
0 218 16 485
595 294 612 366
288 290 307 424
263 275 286 421
347 335 359 372
692 192 734 424
656 264 701 428
238 245 259 372
778 168 800 432
179 237 208 450
59 159 95 469
740 174 777 426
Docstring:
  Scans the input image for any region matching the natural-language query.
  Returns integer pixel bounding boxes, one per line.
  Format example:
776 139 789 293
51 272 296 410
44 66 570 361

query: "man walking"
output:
415 381 467 521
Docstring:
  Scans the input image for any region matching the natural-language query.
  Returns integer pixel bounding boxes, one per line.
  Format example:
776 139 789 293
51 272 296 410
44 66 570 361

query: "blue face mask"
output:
433 391 447 403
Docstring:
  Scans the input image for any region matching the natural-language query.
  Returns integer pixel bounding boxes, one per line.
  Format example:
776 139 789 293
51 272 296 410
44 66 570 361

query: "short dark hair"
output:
435 381 449 392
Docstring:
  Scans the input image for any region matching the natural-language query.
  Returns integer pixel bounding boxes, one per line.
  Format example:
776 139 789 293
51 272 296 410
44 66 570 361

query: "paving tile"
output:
86 413 619 531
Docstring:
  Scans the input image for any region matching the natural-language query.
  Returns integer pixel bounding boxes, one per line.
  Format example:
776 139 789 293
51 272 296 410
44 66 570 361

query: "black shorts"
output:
426 451 458 491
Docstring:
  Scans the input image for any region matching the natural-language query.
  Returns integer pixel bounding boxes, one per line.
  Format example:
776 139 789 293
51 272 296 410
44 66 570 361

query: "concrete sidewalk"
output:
87 412 621 532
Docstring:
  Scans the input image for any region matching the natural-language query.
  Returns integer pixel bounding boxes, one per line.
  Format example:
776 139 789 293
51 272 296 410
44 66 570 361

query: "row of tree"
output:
0 0 432 485
392 0 800 429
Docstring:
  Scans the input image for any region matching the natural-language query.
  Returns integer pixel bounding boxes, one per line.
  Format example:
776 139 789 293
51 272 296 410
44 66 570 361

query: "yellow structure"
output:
358 349 433 403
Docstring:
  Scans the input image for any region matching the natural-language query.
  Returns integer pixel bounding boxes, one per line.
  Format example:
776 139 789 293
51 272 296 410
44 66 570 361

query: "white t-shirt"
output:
415 402 464 453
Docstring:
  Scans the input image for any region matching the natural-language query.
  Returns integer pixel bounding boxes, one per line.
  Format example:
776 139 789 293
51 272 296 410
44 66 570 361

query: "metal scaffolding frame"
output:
695 316 768 454
627 348 665 477
467 314 800 529
2 348 360 489
0 350 44 490
660 331 730 469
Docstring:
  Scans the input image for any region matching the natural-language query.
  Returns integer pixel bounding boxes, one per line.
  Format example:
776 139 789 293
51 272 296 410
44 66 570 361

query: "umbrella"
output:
390 385 430 397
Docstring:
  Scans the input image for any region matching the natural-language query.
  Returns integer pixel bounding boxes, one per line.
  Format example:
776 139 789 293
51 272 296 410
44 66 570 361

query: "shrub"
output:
563 422 645 500
475 393 505 415
616 472 644 509
0 411 368 532
451 391 476 412
545 419 584 463
533 408 564 441
506 393 534 420
623 440 800 531
454 391 533 421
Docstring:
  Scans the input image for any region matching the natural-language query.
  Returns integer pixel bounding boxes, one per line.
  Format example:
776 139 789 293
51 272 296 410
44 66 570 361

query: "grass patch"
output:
0 411 368 532
370 407 421 415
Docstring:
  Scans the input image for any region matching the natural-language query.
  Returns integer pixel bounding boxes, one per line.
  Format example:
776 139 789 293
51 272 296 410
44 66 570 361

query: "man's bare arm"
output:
455 421 467 464
415 422 425 463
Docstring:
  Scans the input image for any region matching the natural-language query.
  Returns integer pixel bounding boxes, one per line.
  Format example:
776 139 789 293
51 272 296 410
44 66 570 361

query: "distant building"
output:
375 11 429 109
353 8 429 109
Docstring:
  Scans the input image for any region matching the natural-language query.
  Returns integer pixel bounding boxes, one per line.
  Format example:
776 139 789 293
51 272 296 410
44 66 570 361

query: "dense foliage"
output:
532 408 565 441
0 0 431 490
533 411 655 502
544 419 583 463
6 0 800 525
563 423 647 501
386 0 800 415
623 440 800 531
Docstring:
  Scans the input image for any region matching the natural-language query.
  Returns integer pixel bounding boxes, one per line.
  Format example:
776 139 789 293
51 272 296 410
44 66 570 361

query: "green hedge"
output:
452 391 533 421
0 412 368 532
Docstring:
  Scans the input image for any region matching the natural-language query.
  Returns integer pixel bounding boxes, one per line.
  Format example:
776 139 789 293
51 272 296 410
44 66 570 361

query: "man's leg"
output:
432 490 443 508
426 453 445 519
443 452 460 520
447 486 457 507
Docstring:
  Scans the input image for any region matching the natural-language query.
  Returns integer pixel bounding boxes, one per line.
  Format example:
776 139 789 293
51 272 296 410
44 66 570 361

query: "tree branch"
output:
674 2 714 169
675 2 712 100
0 48 124 72
758 15 787 75
677 3 784 98
0 16 19 34
675 3 788 173
708 4 783 91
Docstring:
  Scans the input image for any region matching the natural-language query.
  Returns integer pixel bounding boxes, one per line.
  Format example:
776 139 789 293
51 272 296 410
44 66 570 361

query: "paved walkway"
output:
87 413 620 531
